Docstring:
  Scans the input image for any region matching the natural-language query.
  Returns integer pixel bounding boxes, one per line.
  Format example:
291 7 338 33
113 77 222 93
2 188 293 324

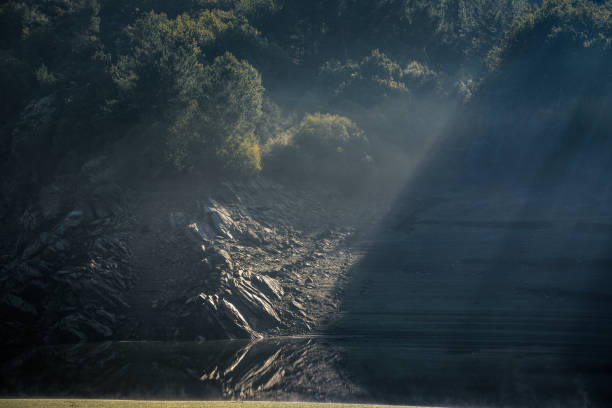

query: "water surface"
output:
2 336 610 407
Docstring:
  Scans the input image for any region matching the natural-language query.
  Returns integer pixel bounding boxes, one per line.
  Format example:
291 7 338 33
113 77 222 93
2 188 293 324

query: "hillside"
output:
1 0 612 359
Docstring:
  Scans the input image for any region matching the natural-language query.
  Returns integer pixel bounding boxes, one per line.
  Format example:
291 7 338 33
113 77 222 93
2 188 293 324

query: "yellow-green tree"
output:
264 113 373 186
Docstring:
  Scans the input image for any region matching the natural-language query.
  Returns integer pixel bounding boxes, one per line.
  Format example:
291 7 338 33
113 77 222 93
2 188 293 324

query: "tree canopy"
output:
1 0 611 186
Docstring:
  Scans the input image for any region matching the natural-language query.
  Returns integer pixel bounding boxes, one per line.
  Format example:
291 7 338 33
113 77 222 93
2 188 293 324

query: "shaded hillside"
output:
332 3 612 406
426 0 612 188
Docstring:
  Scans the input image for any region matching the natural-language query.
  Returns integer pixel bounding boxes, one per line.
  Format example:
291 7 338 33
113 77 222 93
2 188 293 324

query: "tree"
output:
264 113 372 186
166 52 264 173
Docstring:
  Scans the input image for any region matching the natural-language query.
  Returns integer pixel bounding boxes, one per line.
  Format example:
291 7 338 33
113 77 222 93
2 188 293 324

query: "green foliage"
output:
264 113 372 186
35 64 56 89
111 8 274 110
0 0 117 164
109 10 266 174
164 52 264 174
111 11 210 109
319 50 439 106
260 0 529 71
255 98 296 143
291 113 369 157
234 0 279 20
476 0 612 111
202 52 264 139
451 0 612 179
0 1 48 50
217 133 263 175
487 0 612 70
6 0 596 184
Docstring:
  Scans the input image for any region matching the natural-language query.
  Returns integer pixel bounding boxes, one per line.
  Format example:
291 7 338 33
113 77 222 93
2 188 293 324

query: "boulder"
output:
11 95 56 162
185 222 214 243
57 210 84 234
206 200 242 240
199 294 262 340
245 227 263 244
1 293 38 317
205 246 233 271
49 313 113 343
227 275 280 326
21 232 51 260
252 274 284 300
208 208 236 240
90 184 123 219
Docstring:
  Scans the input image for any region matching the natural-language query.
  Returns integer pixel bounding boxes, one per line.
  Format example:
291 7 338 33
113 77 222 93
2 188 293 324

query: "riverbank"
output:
0 400 433 408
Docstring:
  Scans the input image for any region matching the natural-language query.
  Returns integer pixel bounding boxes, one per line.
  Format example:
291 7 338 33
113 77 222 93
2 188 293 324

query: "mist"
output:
1 0 612 407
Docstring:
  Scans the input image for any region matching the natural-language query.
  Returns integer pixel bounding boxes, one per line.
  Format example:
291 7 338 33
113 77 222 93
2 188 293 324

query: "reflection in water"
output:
0 338 364 402
1 337 611 407
197 338 364 401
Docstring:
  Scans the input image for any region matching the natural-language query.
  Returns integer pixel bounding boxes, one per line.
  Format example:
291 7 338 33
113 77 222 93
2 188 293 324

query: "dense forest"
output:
6 0 610 197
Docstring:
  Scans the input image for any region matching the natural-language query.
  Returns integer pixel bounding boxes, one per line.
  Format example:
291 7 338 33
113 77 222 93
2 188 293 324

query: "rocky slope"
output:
0 159 387 345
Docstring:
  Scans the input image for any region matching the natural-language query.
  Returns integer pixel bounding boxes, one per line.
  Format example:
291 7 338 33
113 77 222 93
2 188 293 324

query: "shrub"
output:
35 64 56 89
217 133 262 175
264 113 373 187
318 49 439 106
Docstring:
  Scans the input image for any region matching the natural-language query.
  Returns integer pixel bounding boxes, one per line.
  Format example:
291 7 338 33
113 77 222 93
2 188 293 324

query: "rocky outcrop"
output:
10 96 57 162
0 173 133 345
168 182 369 340
1 171 382 345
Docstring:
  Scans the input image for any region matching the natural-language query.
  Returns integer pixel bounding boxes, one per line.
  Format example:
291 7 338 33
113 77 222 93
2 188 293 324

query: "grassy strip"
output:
0 401 435 408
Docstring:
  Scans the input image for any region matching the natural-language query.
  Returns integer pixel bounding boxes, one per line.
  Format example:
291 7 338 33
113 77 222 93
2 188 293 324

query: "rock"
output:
252 274 284 300
18 280 47 302
1 294 38 317
185 222 214 243
11 95 56 162
219 298 262 339
58 210 84 233
227 275 281 325
50 313 113 343
21 265 42 279
291 300 304 312
208 209 235 240
206 200 241 240
205 246 233 271
90 184 123 219
245 228 263 244
52 239 69 253
82 156 116 183
169 212 186 229
19 208 41 231
21 232 51 260
200 294 262 340
95 309 117 324
48 323 87 344
41 238 69 260
38 184 64 221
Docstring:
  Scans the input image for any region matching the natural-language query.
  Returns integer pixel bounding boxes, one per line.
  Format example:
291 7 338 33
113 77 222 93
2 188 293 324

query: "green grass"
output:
0 401 437 408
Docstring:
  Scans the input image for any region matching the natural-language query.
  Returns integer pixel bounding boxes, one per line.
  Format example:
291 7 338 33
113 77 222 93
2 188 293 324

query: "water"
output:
2 336 611 407
3 188 612 407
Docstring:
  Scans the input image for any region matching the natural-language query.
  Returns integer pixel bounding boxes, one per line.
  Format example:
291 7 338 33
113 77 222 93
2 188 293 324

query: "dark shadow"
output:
328 88 612 407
